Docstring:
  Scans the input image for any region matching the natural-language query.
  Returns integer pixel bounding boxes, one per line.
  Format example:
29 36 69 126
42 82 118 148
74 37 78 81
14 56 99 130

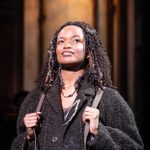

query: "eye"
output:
73 38 81 43
57 40 64 45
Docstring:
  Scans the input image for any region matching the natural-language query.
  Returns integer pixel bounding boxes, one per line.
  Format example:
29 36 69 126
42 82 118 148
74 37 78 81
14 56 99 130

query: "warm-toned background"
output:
0 0 149 149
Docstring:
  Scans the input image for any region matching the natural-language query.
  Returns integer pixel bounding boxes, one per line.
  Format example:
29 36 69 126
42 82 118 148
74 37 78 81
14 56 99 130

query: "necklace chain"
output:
61 88 77 98
58 67 83 98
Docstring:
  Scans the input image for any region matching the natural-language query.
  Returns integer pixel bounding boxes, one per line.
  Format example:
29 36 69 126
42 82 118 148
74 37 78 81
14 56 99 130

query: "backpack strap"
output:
36 92 46 112
32 92 46 150
84 87 104 150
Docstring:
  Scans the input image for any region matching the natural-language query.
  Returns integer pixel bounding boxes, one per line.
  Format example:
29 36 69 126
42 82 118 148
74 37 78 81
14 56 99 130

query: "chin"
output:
59 59 77 65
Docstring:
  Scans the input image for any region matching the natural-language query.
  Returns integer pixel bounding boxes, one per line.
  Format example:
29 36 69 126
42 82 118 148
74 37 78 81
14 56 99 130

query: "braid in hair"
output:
37 21 112 90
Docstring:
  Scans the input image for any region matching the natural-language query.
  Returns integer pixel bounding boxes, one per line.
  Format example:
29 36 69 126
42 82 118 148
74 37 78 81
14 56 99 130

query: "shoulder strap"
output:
84 87 104 150
32 92 46 150
36 92 46 112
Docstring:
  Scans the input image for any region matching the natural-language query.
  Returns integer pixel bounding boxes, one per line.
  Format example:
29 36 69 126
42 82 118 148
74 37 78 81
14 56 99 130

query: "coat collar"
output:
45 76 96 123
74 80 96 115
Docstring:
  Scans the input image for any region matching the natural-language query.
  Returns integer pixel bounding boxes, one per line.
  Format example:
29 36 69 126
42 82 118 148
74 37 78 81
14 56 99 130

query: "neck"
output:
60 69 84 85
60 59 87 71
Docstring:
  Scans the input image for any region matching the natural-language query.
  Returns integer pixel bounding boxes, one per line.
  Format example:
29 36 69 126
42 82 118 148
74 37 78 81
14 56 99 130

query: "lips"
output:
62 51 74 56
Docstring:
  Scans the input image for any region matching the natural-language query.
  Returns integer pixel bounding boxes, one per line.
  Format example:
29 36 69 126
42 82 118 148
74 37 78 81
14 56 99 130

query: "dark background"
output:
0 0 149 149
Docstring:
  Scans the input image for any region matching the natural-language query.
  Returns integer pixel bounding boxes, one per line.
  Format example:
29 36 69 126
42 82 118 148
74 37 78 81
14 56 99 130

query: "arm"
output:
87 88 144 150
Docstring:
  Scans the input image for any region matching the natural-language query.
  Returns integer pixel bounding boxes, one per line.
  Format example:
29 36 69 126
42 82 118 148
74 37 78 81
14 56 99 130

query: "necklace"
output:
60 76 78 98
61 88 77 98
61 82 78 98
58 67 83 98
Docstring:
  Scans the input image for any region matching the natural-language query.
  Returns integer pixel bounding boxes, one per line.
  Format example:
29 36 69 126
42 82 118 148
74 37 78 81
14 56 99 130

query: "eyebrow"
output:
57 35 83 40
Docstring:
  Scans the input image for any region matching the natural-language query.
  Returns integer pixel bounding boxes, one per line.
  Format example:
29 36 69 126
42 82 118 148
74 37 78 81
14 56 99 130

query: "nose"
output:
64 41 72 49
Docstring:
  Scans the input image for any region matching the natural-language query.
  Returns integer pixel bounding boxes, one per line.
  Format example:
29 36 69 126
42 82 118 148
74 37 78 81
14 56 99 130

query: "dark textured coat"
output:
11 77 143 150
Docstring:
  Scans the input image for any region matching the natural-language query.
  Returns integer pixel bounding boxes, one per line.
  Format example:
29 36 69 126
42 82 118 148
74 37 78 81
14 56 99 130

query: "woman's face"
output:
56 25 85 68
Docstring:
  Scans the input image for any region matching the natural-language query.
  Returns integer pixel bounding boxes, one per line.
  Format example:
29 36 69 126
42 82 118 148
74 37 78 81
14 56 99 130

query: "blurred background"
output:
0 0 149 149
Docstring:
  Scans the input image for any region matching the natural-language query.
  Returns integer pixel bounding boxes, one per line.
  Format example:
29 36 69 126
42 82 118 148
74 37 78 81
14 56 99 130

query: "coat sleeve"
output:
10 88 40 150
87 88 144 150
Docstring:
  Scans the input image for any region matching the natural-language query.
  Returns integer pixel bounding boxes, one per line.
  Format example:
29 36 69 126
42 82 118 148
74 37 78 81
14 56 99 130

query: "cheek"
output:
76 45 85 58
56 46 61 56
56 47 62 63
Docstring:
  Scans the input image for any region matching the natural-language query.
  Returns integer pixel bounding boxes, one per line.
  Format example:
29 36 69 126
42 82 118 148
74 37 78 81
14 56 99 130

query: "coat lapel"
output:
64 80 96 126
46 77 64 122
44 76 96 126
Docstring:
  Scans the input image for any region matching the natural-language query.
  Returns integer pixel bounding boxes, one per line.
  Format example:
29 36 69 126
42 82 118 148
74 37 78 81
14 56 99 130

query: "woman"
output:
11 21 143 150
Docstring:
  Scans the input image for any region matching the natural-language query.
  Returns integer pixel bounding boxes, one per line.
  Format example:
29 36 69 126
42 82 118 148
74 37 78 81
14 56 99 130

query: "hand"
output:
82 106 100 135
23 112 42 139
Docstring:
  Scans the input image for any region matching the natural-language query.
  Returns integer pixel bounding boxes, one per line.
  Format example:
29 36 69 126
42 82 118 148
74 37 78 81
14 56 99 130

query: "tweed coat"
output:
11 77 143 150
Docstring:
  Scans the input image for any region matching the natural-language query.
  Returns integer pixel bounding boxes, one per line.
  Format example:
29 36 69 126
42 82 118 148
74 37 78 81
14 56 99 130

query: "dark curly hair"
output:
37 21 112 92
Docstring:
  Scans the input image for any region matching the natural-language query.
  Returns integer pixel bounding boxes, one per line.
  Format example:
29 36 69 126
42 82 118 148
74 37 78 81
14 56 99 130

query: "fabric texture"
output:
10 77 144 150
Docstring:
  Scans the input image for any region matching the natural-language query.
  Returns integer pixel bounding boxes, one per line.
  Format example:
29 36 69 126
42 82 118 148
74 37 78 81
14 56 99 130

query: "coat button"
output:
52 136 58 143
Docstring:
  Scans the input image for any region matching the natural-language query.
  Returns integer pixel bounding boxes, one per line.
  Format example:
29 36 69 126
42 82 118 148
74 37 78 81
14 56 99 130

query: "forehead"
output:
58 25 84 37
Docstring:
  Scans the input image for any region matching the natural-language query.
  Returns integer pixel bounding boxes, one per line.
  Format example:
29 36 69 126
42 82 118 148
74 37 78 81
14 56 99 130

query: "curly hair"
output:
37 21 112 92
